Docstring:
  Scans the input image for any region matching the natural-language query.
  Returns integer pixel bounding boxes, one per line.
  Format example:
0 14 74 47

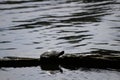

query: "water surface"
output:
0 0 120 80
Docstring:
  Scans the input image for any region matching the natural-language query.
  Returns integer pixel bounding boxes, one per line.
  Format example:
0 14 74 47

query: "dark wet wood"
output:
0 57 39 67
59 53 120 69
0 51 120 69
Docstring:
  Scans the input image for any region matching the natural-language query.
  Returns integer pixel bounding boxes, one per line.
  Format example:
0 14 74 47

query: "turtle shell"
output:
40 50 64 58
40 50 64 64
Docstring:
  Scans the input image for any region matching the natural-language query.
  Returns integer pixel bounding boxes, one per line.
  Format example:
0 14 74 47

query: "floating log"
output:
0 57 39 67
59 53 120 69
0 49 120 70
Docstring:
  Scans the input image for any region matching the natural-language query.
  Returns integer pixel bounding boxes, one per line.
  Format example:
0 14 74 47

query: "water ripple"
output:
0 41 11 44
0 0 120 80
0 0 120 56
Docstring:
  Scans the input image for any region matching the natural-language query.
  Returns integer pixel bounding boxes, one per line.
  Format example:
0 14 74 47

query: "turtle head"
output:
58 51 64 57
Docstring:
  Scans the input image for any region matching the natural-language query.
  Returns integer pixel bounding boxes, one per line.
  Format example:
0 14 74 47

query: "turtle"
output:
40 50 64 64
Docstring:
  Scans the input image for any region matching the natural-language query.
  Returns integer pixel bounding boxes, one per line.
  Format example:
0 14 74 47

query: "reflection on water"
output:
0 0 120 80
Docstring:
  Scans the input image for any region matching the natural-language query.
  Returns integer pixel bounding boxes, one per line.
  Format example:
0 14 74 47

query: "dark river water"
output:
0 0 120 80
